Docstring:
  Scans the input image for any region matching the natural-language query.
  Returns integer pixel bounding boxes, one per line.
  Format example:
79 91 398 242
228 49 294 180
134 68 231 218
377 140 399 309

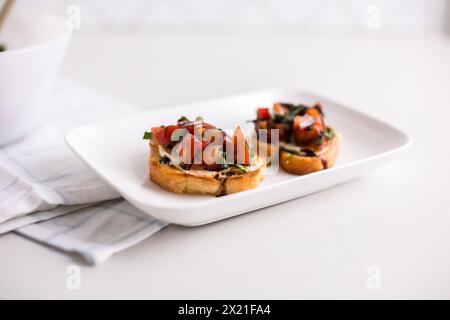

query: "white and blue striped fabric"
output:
0 78 168 264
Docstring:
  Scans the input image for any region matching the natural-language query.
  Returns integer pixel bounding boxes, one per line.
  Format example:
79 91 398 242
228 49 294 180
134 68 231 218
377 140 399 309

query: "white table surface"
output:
1 33 449 299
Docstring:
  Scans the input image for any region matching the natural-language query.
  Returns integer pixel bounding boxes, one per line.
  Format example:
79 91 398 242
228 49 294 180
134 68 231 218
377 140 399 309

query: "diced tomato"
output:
181 122 197 135
294 114 315 129
180 121 216 136
291 105 326 145
201 139 210 150
164 125 179 143
202 128 222 144
306 107 321 119
202 122 216 129
232 126 250 165
256 120 268 130
272 122 290 142
255 120 272 142
257 108 271 120
151 127 167 145
152 125 187 145
293 120 322 145
306 107 325 127
273 103 288 116
202 144 222 170
174 134 203 164
190 135 204 164
196 136 205 163
223 135 234 161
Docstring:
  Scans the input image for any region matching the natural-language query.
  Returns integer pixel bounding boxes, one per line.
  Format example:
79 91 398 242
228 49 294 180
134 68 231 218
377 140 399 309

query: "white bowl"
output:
0 12 71 146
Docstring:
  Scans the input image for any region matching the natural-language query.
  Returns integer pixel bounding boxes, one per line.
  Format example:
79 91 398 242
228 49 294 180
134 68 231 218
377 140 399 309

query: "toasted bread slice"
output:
257 130 340 175
279 133 340 175
149 144 266 196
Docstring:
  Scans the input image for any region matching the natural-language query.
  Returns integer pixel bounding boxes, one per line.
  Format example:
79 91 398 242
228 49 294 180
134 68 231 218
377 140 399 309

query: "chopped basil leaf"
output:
216 152 249 172
274 114 290 124
230 164 249 173
272 104 307 124
323 127 335 140
143 131 153 140
291 105 306 117
218 152 229 170
279 103 295 109
312 136 323 146
0 44 6 52
178 116 189 122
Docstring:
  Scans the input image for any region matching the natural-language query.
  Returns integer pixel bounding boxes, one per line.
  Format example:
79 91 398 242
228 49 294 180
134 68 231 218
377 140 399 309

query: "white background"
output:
15 0 450 34
0 0 449 299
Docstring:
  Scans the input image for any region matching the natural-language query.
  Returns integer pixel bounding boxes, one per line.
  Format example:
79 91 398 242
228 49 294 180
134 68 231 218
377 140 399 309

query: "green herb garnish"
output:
312 136 323 146
230 164 249 173
272 104 307 124
218 152 230 170
178 116 189 123
323 127 335 140
195 116 204 122
291 105 306 117
0 44 6 52
273 114 291 124
281 146 316 157
143 131 153 140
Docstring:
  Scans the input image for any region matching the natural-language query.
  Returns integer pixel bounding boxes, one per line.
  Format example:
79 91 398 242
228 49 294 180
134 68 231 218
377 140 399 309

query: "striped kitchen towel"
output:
16 200 168 264
0 78 168 264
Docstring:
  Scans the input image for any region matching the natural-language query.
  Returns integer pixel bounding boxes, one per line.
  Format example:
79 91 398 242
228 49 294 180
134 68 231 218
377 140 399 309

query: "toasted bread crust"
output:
149 144 265 195
279 133 340 175
257 130 340 175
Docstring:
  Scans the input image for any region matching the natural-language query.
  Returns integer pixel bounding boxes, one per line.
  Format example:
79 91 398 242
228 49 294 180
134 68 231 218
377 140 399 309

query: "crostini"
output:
143 116 266 196
254 102 340 175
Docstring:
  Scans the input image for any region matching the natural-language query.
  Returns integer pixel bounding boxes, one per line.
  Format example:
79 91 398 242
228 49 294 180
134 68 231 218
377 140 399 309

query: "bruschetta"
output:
144 116 266 196
254 102 340 175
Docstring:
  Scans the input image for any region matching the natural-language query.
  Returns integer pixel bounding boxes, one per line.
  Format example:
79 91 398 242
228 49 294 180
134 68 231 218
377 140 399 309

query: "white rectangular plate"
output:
66 90 410 226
